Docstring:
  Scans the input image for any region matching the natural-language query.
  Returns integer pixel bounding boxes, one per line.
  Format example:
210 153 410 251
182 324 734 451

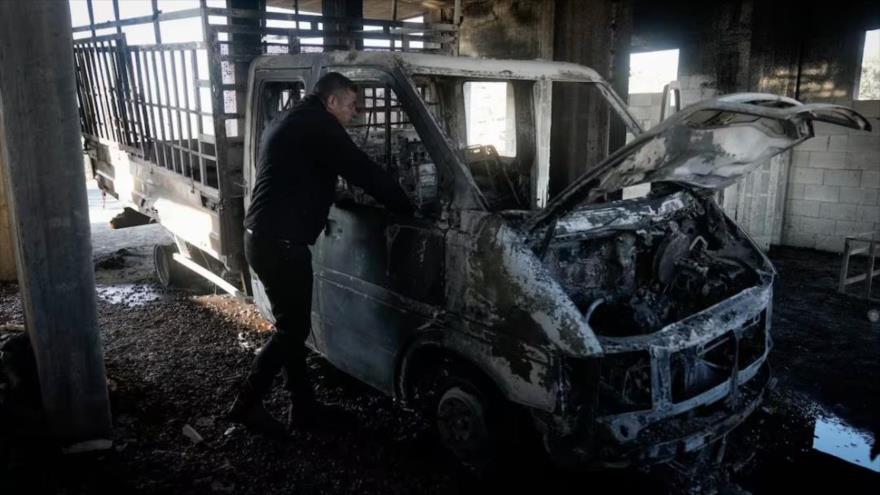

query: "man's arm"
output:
321 116 414 216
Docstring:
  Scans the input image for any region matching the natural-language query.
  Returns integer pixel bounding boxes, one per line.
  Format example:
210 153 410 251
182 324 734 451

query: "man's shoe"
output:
227 397 287 436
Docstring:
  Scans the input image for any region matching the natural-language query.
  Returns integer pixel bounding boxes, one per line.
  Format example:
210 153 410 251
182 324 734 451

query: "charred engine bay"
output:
542 192 764 337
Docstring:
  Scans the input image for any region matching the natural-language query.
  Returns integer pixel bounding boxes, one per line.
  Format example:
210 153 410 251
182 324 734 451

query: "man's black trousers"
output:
242 230 313 402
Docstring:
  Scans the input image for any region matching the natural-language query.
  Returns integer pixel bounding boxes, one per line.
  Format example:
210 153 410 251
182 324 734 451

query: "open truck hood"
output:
528 93 871 231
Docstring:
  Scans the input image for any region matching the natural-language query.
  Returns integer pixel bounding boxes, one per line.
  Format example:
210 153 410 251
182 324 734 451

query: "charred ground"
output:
0 245 877 494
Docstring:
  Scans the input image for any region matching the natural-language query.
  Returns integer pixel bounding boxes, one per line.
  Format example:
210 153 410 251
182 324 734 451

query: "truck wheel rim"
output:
437 386 488 453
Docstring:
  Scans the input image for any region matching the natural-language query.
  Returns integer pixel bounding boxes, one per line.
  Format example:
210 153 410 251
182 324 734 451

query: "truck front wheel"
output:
437 383 493 466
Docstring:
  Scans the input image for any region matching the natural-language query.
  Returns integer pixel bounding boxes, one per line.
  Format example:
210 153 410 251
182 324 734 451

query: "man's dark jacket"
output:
245 95 413 244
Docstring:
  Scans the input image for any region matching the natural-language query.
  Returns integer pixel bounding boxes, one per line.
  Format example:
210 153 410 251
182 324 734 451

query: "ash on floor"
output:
0 240 878 493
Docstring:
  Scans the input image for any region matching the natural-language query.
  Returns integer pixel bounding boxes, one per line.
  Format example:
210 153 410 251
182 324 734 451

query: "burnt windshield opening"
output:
412 74 643 212
412 75 537 211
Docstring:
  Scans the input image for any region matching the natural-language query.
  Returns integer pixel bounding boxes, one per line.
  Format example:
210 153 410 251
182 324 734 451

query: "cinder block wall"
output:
676 74 719 107
627 75 719 131
782 100 880 252
631 1 879 253
627 92 663 130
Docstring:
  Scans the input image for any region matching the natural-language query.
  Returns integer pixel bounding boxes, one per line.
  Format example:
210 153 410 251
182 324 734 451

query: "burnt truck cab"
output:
243 52 871 467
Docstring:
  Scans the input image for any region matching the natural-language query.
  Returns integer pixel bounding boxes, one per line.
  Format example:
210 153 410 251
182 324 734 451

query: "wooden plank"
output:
173 253 245 298
0 0 111 446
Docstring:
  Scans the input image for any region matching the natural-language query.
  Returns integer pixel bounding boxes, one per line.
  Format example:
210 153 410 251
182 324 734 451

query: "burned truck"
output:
80 43 871 467
241 53 870 467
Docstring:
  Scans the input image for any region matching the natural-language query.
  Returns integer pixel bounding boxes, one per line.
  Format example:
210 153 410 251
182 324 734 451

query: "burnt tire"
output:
153 244 195 288
432 369 512 474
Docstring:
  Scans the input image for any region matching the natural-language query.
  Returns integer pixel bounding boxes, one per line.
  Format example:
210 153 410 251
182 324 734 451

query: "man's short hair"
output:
313 72 357 103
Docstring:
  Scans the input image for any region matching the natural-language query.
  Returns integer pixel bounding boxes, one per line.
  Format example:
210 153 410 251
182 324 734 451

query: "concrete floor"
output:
88 178 171 259
0 183 878 493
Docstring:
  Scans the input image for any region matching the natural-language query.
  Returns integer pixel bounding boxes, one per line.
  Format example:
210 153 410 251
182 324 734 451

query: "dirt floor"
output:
0 186 878 493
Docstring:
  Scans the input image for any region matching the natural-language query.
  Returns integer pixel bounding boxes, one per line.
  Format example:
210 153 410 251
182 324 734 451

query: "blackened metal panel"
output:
314 203 445 393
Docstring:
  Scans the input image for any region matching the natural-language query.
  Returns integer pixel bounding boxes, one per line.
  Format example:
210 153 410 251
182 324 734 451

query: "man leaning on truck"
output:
227 72 414 434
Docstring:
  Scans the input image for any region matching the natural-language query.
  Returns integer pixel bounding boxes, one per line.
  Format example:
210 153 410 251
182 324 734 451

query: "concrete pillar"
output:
323 0 363 50
550 0 632 199
0 129 16 281
228 0 264 140
216 0 264 276
0 1 111 447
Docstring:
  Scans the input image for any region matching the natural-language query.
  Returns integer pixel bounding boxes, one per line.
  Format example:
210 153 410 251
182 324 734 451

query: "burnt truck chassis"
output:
76 23 871 467
548 286 772 466
545 194 775 465
393 189 775 468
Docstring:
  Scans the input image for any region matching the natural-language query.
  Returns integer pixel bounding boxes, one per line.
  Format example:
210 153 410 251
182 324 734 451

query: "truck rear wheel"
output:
153 244 193 288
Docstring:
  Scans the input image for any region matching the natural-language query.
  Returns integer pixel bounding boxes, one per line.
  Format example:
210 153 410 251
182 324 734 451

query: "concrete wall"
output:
0 127 16 281
458 0 554 60
550 0 632 197
457 0 878 255
631 0 880 253
767 17 878 253
627 76 718 131
782 100 880 252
